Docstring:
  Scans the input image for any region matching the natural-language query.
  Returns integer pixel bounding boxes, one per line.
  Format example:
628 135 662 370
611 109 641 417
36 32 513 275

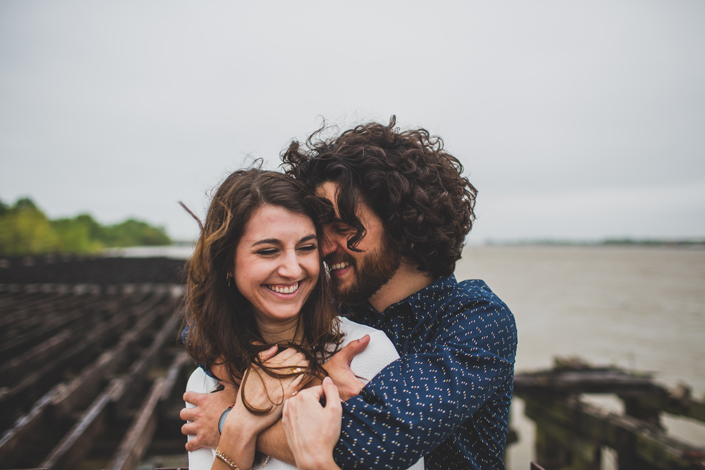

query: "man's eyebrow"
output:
251 234 317 246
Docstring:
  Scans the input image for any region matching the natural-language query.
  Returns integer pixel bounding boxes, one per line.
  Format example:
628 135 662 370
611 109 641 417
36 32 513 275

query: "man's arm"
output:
333 298 517 469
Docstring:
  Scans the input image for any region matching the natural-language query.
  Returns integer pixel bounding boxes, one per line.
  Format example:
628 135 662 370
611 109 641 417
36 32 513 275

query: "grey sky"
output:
1 0 704 242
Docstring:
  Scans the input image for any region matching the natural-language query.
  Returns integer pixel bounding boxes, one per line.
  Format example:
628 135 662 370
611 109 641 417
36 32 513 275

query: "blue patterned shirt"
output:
333 275 517 470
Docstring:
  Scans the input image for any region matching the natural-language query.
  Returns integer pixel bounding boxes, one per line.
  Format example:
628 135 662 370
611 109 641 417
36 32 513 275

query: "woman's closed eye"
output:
297 244 317 252
255 248 279 256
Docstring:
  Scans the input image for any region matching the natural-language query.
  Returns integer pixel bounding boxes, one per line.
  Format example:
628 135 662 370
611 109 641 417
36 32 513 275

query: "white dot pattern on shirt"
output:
334 276 517 470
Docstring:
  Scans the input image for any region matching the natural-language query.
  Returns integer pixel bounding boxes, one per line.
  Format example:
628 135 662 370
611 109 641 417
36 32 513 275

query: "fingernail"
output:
323 376 333 384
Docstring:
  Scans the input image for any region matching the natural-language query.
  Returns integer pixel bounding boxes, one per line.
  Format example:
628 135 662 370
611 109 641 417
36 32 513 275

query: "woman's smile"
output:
266 281 301 295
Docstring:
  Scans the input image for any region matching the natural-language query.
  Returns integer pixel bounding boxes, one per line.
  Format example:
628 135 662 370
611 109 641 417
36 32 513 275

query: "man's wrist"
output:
256 420 296 464
302 454 340 470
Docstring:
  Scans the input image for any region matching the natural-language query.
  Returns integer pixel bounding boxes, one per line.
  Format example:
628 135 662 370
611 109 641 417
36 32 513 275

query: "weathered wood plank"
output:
524 395 705 469
0 296 173 465
37 306 182 469
160 353 192 402
39 379 123 470
107 378 165 470
624 385 705 425
0 307 129 415
0 329 73 386
514 369 661 395
0 384 62 468
49 296 170 418
112 307 183 415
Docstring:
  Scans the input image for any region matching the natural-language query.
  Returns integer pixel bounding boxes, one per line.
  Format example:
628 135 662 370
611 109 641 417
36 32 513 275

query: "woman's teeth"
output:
329 262 350 271
268 282 300 294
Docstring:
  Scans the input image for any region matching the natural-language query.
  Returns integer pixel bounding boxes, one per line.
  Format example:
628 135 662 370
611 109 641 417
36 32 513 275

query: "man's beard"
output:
327 236 401 305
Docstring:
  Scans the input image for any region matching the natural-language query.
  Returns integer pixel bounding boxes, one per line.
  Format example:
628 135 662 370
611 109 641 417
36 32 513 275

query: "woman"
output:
182 169 422 470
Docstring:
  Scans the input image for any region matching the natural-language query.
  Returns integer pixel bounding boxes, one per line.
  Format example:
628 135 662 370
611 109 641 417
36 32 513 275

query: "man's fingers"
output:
272 347 303 365
185 438 203 452
339 334 370 365
180 407 196 422
183 391 205 406
297 384 324 402
258 344 279 362
322 376 342 408
181 421 197 436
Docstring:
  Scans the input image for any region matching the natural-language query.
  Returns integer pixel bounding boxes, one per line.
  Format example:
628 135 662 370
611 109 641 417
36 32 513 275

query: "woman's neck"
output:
256 316 302 345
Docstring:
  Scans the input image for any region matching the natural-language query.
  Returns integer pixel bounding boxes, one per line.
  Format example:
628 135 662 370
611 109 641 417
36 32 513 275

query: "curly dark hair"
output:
281 116 477 278
182 168 342 413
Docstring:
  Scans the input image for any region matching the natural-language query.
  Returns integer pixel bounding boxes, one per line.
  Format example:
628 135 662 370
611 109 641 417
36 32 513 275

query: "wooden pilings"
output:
0 256 193 470
514 358 705 470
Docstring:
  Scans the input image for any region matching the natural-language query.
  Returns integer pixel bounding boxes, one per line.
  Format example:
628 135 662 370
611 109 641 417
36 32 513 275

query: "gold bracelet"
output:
215 448 250 470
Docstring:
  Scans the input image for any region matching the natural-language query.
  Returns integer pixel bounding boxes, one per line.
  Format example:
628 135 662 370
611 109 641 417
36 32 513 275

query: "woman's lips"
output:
265 281 300 294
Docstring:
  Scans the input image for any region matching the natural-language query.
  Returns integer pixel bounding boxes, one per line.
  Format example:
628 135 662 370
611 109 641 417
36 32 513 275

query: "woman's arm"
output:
214 346 307 470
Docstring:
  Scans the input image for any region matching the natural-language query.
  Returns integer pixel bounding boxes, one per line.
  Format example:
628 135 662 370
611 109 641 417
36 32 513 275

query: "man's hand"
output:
181 384 237 451
283 377 342 470
323 334 369 401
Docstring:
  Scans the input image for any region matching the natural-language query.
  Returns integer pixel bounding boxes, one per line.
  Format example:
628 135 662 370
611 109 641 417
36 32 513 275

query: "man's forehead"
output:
316 181 341 217
316 181 380 229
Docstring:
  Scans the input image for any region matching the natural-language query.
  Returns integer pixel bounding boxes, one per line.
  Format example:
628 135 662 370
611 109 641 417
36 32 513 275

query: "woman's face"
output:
233 204 320 335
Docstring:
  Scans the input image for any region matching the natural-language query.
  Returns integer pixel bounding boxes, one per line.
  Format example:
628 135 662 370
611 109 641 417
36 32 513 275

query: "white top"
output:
185 317 424 470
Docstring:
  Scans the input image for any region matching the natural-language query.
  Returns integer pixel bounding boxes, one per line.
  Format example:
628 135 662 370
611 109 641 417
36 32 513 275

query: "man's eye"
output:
335 225 352 234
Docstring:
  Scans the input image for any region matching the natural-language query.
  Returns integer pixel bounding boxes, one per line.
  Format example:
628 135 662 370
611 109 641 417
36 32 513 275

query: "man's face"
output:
316 181 401 305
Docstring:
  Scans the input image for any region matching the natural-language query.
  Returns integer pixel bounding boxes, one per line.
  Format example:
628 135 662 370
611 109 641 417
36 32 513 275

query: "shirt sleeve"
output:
332 297 517 470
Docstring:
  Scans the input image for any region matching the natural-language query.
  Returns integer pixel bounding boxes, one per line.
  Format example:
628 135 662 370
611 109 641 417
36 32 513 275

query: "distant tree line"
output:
0 197 172 256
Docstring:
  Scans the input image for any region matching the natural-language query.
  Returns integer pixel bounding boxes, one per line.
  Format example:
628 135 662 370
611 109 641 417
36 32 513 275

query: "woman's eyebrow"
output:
251 234 317 247
252 238 280 247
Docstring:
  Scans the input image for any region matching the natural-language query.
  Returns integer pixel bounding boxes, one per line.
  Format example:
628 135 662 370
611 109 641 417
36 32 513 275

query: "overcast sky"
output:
1 1 704 243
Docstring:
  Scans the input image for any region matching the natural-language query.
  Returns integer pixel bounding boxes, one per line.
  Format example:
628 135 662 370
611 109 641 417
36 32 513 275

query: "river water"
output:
456 245 705 467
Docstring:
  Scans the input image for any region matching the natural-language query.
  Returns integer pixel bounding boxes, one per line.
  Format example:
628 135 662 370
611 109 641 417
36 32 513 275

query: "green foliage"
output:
0 197 171 256
101 219 172 247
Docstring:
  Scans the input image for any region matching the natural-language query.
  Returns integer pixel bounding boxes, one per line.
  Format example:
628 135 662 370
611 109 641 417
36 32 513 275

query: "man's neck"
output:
368 259 434 313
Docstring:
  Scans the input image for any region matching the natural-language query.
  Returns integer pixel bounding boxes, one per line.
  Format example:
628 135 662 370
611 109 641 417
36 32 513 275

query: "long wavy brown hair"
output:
182 168 342 413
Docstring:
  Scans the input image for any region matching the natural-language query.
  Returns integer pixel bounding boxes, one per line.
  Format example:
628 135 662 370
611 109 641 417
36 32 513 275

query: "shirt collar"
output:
355 274 458 321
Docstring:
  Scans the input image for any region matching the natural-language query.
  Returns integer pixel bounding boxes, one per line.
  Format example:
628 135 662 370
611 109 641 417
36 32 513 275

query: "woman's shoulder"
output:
338 317 390 346
186 366 219 394
337 317 400 382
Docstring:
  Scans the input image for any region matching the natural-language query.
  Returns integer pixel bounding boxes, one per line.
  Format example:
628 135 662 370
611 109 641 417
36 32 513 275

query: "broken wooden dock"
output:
0 255 192 470
513 357 705 469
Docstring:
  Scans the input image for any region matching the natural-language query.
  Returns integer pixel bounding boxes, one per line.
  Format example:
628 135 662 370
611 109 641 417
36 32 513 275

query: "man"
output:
182 117 517 469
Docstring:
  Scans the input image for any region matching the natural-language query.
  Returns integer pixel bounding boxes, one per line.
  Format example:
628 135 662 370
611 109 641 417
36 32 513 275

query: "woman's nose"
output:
278 251 303 278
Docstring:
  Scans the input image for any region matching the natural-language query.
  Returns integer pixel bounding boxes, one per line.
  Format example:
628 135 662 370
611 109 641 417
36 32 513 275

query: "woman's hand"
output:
282 377 343 470
215 346 308 470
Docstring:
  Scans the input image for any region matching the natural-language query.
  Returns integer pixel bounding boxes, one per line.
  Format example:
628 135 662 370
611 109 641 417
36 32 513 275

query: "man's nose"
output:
321 228 341 257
